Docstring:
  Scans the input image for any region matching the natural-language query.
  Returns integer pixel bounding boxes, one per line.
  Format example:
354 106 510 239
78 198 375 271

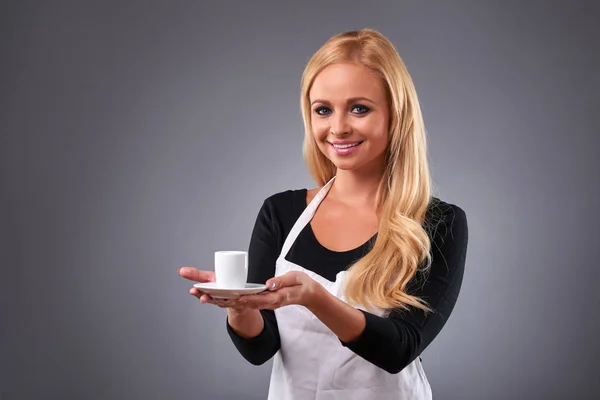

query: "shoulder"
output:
425 197 467 232
424 197 468 256
405 198 468 294
257 188 308 232
263 188 308 212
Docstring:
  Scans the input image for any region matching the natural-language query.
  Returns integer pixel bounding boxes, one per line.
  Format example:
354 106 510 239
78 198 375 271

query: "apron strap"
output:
279 176 336 259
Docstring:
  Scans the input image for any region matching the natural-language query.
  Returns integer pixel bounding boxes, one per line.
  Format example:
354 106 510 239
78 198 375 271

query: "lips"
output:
328 141 364 156
331 141 362 149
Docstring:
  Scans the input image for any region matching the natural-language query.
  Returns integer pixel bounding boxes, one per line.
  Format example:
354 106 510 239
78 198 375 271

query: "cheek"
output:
311 119 329 140
359 117 388 143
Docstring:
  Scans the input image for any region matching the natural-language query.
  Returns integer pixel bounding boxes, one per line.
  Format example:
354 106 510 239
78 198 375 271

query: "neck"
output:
329 166 384 208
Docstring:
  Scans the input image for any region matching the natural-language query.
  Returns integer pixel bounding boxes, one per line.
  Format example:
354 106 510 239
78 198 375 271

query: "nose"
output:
329 113 351 136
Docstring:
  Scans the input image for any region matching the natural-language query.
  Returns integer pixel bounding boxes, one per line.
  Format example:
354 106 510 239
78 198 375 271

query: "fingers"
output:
240 290 288 310
213 299 235 308
179 266 215 283
188 290 247 310
189 288 215 303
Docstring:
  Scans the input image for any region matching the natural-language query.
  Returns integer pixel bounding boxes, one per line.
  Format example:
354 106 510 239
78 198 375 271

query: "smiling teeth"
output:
333 142 361 149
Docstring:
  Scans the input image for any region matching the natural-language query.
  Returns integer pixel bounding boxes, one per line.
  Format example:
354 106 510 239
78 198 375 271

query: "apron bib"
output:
267 177 432 400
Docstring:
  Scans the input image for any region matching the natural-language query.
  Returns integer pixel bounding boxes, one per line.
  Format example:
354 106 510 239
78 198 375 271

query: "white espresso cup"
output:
215 251 248 289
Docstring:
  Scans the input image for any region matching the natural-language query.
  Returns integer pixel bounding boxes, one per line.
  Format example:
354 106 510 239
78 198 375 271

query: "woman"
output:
179 28 468 399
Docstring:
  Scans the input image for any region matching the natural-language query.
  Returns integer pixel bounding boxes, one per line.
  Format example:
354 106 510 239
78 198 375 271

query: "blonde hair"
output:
300 29 432 312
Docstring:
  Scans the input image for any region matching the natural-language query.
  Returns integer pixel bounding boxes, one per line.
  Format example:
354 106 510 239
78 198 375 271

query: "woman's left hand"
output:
236 271 321 310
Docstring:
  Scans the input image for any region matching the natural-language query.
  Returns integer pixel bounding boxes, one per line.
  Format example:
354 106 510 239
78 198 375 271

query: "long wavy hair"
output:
300 29 433 312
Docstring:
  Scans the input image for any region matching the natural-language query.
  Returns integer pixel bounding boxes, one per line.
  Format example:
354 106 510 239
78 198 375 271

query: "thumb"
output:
266 272 301 291
266 278 278 291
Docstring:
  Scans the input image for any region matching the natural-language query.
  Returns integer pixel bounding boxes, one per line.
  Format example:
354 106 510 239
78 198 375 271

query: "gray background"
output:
1 1 599 399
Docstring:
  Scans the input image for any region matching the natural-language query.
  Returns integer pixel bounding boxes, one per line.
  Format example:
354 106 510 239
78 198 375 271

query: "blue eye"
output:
314 106 331 116
351 104 370 114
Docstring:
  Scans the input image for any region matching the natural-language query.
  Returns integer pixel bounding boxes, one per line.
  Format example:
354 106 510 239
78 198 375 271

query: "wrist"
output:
304 281 327 310
227 306 254 319
227 307 263 339
302 283 367 344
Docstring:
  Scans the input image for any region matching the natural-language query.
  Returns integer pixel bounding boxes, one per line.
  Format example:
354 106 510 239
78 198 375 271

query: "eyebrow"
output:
310 96 376 106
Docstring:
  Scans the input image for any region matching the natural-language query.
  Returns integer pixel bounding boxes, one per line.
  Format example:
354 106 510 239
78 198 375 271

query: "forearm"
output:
306 284 367 343
306 285 419 374
227 308 264 339
226 309 281 366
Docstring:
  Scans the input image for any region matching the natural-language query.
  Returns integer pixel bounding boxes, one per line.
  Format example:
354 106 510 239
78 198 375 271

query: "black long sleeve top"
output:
226 189 468 374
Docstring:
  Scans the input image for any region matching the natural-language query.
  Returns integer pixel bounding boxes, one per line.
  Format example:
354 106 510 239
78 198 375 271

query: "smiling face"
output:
309 62 390 174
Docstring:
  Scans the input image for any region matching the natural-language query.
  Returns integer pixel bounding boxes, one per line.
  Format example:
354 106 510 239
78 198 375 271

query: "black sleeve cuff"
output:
225 311 280 366
339 309 417 374
340 309 399 349
226 314 269 344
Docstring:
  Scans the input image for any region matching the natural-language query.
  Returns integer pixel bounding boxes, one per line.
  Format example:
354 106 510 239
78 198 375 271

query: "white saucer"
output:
193 282 267 299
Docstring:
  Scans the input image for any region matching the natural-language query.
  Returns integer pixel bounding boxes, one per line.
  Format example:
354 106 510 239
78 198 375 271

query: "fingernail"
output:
270 282 277 289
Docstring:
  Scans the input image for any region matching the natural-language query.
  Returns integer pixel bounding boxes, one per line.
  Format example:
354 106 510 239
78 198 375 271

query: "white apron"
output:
268 177 432 400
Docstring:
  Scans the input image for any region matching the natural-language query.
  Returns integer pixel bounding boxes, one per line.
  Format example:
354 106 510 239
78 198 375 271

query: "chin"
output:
325 149 363 169
328 153 385 175
330 160 360 170
328 158 374 174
